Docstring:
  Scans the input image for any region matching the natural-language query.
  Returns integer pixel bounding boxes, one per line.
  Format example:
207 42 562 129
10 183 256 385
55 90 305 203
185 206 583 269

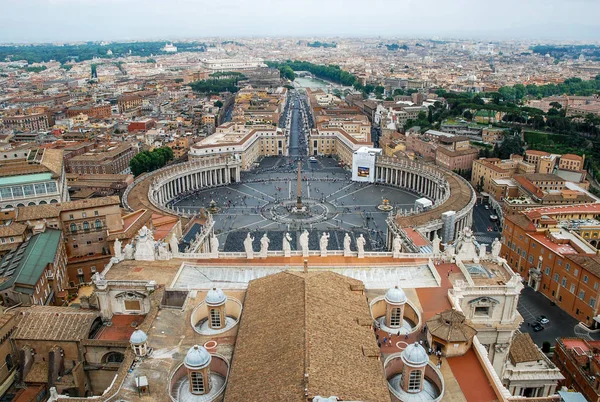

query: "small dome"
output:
205 288 227 306
402 343 428 367
385 286 407 305
130 329 147 345
184 345 212 369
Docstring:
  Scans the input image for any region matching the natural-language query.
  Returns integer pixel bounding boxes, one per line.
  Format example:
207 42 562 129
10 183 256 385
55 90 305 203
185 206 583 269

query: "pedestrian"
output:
376 334 379 340
378 342 381 348
419 339 423 345
405 333 409 340
383 337 387 344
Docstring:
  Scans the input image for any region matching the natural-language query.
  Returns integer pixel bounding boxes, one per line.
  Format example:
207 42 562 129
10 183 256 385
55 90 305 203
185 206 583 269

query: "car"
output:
532 322 544 332
537 315 550 325
309 157 317 162
484 205 490 210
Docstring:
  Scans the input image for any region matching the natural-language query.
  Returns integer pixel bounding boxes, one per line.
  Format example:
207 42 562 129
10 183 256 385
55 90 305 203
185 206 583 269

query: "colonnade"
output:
148 158 242 211
374 164 447 202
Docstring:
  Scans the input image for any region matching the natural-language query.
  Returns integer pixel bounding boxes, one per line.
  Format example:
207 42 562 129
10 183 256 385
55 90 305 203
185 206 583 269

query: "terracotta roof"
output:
15 196 121 222
40 148 64 177
525 150 551 156
13 306 99 341
425 309 477 343
562 154 583 161
509 333 543 364
566 255 600 278
0 222 27 237
224 271 391 402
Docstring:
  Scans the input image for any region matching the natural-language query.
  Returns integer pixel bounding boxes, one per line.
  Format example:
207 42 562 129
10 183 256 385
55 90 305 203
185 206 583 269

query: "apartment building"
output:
66 103 112 119
554 338 600 402
502 205 600 326
66 143 138 175
189 123 287 170
0 112 49 132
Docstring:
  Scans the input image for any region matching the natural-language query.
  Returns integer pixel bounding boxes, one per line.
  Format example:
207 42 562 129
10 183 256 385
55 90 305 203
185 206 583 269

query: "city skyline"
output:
1 0 600 43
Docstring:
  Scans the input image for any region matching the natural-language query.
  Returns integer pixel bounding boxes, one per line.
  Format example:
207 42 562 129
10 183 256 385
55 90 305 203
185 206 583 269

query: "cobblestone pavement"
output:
173 156 420 252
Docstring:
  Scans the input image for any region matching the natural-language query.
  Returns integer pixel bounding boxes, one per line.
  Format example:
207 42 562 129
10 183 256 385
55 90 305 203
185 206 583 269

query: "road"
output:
471 202 501 247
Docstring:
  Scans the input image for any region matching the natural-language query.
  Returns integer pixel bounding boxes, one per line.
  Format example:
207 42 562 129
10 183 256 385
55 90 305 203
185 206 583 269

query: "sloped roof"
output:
426 309 477 343
13 305 99 341
224 271 391 402
509 333 543 364
0 229 61 290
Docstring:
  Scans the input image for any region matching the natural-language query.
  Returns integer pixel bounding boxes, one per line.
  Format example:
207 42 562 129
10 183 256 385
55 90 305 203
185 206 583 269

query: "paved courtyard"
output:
173 156 420 252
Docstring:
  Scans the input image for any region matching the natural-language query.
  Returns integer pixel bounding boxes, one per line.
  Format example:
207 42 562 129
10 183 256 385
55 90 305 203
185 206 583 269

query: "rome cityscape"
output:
0 0 600 401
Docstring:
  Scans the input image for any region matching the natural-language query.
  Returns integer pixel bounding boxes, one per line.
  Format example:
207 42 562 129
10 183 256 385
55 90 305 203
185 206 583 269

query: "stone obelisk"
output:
296 161 303 210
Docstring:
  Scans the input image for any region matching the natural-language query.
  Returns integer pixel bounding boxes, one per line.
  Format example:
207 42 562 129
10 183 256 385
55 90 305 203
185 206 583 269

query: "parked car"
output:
532 322 544 332
309 156 317 162
537 315 550 325
484 205 490 210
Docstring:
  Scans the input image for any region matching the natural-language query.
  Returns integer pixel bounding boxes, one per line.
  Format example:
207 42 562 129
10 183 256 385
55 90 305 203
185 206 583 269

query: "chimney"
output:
304 259 308 274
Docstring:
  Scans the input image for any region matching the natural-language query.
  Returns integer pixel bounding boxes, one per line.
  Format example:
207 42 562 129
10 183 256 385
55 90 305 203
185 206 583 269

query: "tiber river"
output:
294 76 332 89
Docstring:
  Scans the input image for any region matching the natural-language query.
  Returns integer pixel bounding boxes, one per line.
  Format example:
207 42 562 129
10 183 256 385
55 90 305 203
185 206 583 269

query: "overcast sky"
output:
1 0 599 43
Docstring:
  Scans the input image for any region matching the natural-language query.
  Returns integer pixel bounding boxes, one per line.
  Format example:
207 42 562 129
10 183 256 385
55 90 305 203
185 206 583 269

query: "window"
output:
390 307 402 326
591 298 596 308
574 269 579 277
558 260 562 266
595 282 599 290
545 267 550 275
69 214 74 219
517 247 521 254
408 370 422 392
94 210 99 216
91 266 96 272
570 284 576 293
83 221 89 230
95 219 102 229
210 308 221 328
528 255 533 263
584 275 589 284
562 277 567 287
566 263 571 272
70 223 77 233
82 212 87 218
475 306 490 316
77 268 83 275
190 371 204 394
579 290 585 300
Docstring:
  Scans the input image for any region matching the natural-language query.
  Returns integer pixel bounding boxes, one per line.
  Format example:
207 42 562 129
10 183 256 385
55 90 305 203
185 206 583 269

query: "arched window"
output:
190 371 204 394
70 223 76 233
102 352 124 363
83 221 89 230
408 370 422 392
390 307 402 327
95 219 102 229
210 309 221 328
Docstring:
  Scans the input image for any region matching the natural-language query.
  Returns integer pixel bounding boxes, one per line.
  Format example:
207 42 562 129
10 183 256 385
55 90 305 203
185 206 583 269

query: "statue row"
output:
243 230 369 259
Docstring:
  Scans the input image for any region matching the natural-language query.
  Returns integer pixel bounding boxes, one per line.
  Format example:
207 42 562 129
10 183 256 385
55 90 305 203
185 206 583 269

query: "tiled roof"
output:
426 309 477 343
224 271 391 402
509 333 543 364
13 305 99 341
0 222 27 237
15 195 121 222
566 255 600 278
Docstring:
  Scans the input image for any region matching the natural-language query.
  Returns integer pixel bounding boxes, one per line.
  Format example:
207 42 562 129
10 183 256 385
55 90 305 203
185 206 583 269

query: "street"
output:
471 202 501 247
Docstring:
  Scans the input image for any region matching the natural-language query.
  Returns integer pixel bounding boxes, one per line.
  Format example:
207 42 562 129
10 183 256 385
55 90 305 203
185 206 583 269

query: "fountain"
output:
378 198 393 212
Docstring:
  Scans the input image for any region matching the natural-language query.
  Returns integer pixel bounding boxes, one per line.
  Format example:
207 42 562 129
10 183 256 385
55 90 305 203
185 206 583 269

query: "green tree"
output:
214 100 223 108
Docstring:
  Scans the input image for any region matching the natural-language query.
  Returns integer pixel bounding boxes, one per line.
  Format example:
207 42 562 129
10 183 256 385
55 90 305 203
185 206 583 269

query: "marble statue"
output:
299 230 309 257
283 232 292 257
356 234 366 258
124 243 134 260
135 226 156 261
432 233 441 254
392 235 402 257
210 233 219 255
491 238 501 259
260 233 270 258
320 232 330 257
343 233 352 257
454 227 479 262
244 233 255 259
157 242 171 260
114 238 122 260
169 234 179 257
